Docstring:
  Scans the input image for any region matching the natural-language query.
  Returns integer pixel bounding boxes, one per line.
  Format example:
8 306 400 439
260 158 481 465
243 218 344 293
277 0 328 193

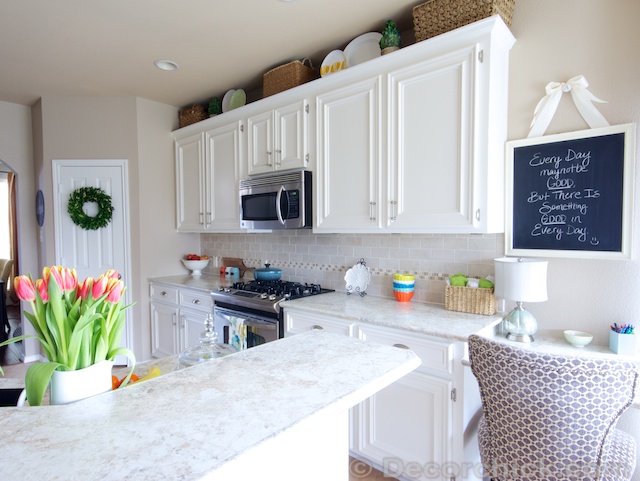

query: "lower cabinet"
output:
150 283 213 358
284 308 481 481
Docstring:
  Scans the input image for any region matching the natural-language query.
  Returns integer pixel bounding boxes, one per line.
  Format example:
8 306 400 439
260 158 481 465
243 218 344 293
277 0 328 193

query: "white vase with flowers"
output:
0 266 135 405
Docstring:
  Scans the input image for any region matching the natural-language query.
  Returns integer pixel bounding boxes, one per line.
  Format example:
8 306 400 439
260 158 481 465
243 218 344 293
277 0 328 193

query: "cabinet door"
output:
175 133 206 232
247 110 274 175
151 301 179 358
179 307 208 350
355 371 453 481
316 77 382 231
206 121 243 231
388 45 478 231
275 99 308 171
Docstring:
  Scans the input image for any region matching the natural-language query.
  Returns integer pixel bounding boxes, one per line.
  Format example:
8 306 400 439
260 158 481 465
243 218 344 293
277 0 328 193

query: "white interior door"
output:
52 159 132 364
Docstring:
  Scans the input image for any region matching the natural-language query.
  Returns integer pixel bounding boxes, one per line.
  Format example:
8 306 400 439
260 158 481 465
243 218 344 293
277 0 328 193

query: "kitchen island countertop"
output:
0 330 420 481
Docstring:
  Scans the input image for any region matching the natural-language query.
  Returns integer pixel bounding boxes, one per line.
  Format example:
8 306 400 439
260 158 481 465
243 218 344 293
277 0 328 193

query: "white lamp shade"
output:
494 257 548 302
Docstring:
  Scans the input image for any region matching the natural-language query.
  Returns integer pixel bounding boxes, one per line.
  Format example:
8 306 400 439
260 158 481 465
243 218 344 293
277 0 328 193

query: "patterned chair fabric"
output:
468 334 638 481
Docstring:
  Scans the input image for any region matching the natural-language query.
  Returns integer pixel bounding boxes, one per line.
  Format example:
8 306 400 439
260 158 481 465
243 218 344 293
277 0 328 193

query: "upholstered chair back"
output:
468 334 638 481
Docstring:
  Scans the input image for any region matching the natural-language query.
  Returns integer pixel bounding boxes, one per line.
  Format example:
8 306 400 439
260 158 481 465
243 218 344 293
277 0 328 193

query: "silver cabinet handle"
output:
390 200 397 221
311 325 324 330
172 313 177 326
393 343 410 350
369 201 376 221
192 299 201 305
161 291 167 296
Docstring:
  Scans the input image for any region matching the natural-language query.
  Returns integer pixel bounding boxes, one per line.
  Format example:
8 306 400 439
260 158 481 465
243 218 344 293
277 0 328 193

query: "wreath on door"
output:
67 187 114 230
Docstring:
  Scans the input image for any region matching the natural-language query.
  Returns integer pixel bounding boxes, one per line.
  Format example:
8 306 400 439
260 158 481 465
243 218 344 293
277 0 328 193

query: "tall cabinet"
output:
314 17 514 233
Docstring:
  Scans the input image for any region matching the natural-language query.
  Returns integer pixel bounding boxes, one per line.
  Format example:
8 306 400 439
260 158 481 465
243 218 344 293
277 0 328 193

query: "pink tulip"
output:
92 275 109 299
104 269 120 280
35 279 49 303
44 266 64 291
14 275 36 301
105 279 124 303
77 278 93 300
61 267 78 292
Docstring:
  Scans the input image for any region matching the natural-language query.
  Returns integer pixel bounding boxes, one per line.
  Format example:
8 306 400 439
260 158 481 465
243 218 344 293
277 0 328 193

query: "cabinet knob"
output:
311 325 324 330
161 291 167 296
192 299 200 305
393 343 410 350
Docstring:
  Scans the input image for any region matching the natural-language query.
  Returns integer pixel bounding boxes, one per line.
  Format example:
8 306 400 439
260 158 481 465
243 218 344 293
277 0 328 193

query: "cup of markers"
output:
610 323 636 356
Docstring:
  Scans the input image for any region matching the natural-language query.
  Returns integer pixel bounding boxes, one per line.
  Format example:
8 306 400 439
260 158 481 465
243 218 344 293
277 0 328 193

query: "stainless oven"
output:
211 279 334 351
213 303 279 350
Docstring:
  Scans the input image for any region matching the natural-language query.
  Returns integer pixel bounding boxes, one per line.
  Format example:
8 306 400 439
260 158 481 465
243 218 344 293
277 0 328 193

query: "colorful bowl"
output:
393 273 415 281
393 285 415 292
394 290 414 302
393 281 415 289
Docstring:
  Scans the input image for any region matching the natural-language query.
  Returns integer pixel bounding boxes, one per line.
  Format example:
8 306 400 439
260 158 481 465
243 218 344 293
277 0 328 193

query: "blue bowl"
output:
393 281 415 289
393 286 415 292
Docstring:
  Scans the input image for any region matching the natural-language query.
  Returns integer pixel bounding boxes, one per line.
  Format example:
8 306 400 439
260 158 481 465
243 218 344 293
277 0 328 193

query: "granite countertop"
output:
0 330 420 481
150 274 502 342
283 292 502 342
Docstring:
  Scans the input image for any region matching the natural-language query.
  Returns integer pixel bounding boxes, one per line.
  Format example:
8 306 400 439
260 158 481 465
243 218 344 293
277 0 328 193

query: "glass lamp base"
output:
503 303 537 343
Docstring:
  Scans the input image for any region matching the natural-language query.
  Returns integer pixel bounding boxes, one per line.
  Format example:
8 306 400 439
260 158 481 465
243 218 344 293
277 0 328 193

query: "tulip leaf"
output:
25 362 63 406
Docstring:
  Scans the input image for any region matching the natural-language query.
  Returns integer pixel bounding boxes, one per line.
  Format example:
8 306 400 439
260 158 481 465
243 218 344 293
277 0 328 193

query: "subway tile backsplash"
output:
201 232 505 305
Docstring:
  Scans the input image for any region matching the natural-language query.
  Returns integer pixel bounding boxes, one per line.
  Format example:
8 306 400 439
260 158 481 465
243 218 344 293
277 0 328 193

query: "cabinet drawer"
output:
150 284 179 304
355 324 453 377
284 310 353 337
180 289 213 312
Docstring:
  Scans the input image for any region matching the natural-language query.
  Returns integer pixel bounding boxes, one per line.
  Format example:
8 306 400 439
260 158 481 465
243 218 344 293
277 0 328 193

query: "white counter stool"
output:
468 334 638 481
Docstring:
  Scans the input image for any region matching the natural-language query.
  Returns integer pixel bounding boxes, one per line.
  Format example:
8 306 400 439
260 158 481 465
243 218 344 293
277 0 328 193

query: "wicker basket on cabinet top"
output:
263 58 317 97
413 0 515 42
178 104 208 128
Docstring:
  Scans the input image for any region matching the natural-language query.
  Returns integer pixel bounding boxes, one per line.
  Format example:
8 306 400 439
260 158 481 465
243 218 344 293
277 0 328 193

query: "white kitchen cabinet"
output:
283 307 480 481
175 132 206 232
150 282 213 357
175 121 243 232
316 77 383 230
314 17 514 233
247 99 309 175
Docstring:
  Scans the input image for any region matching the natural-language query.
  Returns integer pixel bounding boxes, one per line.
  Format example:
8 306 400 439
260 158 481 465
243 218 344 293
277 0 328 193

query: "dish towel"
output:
229 316 247 351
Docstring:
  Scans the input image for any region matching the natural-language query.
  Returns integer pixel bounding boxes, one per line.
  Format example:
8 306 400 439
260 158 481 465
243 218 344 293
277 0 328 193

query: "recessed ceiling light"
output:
154 60 179 71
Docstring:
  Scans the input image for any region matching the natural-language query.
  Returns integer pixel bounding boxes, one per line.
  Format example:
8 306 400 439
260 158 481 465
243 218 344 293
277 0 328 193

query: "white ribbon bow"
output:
528 75 609 138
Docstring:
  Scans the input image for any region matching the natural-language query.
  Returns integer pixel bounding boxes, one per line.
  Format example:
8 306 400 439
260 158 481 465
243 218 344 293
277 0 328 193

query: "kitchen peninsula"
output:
0 330 419 481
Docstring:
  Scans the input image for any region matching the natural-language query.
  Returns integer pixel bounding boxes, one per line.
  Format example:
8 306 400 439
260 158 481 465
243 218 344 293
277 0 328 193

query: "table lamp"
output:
494 257 548 342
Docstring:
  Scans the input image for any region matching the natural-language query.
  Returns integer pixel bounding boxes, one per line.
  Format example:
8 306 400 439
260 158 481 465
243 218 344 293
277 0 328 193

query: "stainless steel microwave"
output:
239 169 312 229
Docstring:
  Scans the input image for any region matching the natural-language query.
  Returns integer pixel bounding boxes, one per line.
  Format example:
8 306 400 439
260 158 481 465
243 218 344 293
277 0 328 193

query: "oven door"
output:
213 304 279 351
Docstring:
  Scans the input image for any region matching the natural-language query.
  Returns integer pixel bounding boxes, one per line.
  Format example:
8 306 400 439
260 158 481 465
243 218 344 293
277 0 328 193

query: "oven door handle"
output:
245 319 277 330
276 186 285 225
214 306 277 328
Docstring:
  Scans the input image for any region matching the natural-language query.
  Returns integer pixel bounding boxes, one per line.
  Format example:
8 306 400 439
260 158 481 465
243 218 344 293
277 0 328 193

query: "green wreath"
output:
67 187 114 230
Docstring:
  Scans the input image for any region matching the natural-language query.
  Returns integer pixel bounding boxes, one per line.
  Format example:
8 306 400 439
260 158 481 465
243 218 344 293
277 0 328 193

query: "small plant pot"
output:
382 46 400 55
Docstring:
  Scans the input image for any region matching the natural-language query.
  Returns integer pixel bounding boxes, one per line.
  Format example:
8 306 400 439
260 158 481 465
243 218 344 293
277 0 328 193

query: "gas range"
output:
211 279 334 316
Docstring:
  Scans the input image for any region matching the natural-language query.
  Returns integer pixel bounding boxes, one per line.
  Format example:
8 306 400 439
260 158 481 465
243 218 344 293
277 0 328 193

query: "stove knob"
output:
224 287 231 293
269 294 277 301
217 287 225 291
260 293 268 299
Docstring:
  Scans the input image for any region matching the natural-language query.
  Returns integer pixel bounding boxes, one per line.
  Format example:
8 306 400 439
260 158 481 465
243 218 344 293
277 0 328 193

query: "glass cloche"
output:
178 314 235 369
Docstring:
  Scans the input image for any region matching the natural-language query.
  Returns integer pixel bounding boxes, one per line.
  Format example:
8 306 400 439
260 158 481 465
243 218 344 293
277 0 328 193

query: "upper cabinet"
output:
247 99 309 176
175 120 243 232
314 16 515 233
173 16 515 234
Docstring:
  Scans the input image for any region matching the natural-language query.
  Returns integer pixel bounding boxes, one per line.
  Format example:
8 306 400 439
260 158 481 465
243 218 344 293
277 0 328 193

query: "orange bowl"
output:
394 290 414 302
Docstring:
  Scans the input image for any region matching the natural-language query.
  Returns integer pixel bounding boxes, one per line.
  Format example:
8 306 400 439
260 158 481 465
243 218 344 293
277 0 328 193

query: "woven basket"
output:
413 0 515 42
444 285 496 315
179 105 208 128
263 58 317 97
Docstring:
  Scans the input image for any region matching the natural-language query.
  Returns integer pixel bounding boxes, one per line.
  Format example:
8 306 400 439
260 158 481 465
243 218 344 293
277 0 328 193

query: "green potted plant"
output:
208 97 222 117
380 20 401 55
0 266 135 405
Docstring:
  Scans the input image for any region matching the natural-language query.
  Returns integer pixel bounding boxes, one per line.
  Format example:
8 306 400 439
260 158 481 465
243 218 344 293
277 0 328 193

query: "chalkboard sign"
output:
505 124 635 259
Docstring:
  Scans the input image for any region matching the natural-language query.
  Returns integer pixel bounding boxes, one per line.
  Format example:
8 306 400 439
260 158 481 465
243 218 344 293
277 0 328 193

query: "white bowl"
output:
182 258 210 276
564 330 593 347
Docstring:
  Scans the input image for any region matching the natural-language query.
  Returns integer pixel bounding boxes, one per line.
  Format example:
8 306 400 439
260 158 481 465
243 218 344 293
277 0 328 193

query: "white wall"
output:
0 100 39 358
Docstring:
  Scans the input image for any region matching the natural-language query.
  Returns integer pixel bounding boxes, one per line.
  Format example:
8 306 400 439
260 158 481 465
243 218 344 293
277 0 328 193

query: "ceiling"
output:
0 0 420 108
